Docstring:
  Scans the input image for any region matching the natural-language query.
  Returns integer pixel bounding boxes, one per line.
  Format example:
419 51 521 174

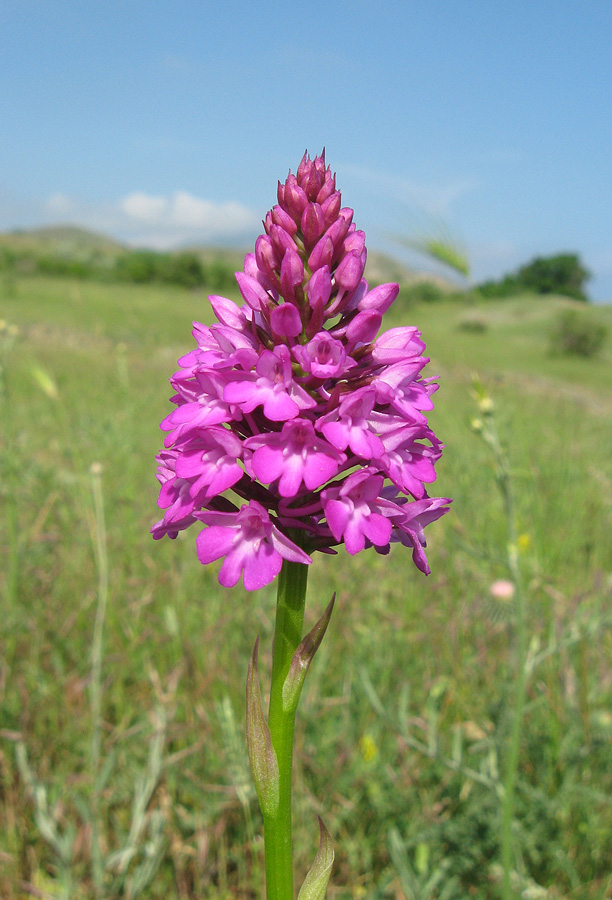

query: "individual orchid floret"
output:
322 470 395 555
371 325 426 364
161 371 233 448
195 501 312 590
224 345 316 421
292 333 351 379
357 282 400 316
317 387 385 459
271 303 302 340
245 420 346 498
391 496 452 574
151 450 199 539
173 427 245 500
375 423 442 499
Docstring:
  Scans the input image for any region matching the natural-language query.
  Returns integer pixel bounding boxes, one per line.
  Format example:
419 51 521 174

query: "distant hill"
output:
0 225 124 256
364 250 455 290
0 225 454 290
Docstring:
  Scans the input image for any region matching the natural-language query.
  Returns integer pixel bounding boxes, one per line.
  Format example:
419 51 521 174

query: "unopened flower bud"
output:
320 191 341 226
346 309 383 347
271 203 298 235
335 249 366 294
358 282 399 315
283 174 308 222
255 235 281 288
308 235 334 272
306 265 332 309
271 302 302 339
316 171 337 205
298 150 326 199
280 248 305 305
270 223 297 260
235 272 270 311
326 209 353 257
301 202 326 251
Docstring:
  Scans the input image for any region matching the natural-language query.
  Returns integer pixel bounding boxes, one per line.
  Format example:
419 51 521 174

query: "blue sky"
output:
1 0 611 299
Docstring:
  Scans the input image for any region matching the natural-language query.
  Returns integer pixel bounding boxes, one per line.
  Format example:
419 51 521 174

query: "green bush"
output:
156 252 205 288
36 254 93 279
518 253 590 301
0 242 241 291
478 253 591 301
457 316 488 333
402 281 446 304
549 308 607 357
204 258 237 291
477 276 521 299
0 246 17 270
114 250 160 283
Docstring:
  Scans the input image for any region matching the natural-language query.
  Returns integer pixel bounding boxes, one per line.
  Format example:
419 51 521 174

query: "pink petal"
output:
243 542 283 590
325 499 350 543
362 512 392 547
196 526 237 565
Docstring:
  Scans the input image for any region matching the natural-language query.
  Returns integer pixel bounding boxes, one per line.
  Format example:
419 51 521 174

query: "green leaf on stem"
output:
246 637 279 818
282 594 335 714
297 816 334 900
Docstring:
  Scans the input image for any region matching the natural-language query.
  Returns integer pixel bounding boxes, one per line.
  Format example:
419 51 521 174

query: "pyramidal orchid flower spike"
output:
152 152 450 900
153 150 450 584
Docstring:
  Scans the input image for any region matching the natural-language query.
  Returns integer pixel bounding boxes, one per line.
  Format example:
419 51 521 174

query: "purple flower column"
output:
153 151 450 899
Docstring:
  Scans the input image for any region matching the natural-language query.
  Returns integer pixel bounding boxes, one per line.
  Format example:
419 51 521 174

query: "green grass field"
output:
1 275 611 899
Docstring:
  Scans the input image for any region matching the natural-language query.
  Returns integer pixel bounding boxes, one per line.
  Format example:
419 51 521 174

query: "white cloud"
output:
120 192 168 223
116 190 259 244
8 190 261 248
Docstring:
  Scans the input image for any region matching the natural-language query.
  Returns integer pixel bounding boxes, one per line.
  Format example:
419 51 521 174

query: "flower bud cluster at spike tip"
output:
152 151 451 590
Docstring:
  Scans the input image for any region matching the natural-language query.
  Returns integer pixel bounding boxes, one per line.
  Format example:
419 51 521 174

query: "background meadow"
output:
1 256 611 899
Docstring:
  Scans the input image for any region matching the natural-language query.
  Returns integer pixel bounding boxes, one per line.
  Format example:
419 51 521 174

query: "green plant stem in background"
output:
88 463 109 899
489 428 530 900
501 547 528 900
473 390 531 900
264 557 309 900
1 325 20 611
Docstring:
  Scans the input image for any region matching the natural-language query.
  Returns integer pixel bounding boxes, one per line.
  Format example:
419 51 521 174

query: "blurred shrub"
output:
36 254 93 279
402 281 447 304
110 250 236 289
457 317 488 333
478 253 590 301
156 252 205 287
518 253 590 301
477 276 522 299
205 258 238 291
114 250 160 283
0 246 16 270
549 308 607 357
0 242 238 291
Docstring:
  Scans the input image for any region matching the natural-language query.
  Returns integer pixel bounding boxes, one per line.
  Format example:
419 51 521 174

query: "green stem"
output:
487 417 529 900
264 557 309 900
89 464 109 898
501 545 528 900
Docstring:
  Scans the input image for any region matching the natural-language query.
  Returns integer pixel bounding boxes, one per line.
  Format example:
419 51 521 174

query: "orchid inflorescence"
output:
152 151 450 590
